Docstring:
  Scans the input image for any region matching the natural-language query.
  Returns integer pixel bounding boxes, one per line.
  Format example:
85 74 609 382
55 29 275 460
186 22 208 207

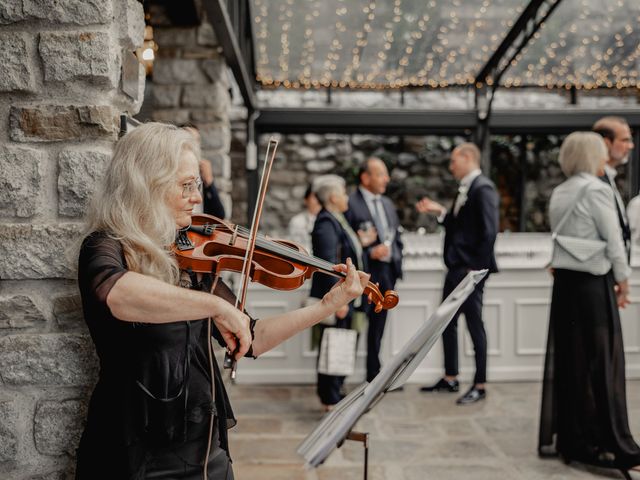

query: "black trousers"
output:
442 267 488 385
366 262 397 382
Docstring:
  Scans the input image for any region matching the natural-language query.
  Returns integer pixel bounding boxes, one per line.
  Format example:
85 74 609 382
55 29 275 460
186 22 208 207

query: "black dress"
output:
539 269 640 470
76 232 246 480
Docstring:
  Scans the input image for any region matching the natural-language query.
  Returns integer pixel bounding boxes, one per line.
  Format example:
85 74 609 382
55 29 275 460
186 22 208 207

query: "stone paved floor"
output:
227 381 640 480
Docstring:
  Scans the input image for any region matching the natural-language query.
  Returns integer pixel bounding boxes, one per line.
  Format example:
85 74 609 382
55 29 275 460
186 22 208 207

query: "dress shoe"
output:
420 378 459 393
456 387 486 405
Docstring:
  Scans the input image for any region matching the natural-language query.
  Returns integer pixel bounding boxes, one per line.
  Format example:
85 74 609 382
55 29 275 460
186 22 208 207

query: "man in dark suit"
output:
345 157 403 382
416 143 499 405
593 116 635 261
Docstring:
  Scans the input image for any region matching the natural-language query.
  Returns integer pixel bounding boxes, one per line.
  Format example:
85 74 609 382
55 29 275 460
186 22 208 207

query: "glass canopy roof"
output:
505 0 640 89
250 0 640 90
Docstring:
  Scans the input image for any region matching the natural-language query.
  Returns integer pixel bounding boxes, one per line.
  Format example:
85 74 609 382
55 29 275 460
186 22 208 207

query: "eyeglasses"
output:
182 178 202 198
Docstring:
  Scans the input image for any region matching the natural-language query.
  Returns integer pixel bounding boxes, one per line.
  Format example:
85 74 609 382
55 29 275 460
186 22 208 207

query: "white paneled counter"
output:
235 232 640 384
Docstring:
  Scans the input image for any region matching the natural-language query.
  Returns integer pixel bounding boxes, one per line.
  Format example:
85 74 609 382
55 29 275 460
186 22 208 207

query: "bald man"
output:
593 116 635 261
416 143 499 405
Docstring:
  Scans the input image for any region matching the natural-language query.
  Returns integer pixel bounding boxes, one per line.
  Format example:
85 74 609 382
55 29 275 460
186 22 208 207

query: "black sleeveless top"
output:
76 232 250 479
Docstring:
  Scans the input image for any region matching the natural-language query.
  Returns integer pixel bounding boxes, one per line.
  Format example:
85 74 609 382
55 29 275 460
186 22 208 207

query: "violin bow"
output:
225 137 279 379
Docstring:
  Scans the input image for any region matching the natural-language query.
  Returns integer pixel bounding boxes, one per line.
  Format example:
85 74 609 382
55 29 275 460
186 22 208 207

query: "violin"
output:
172 213 399 313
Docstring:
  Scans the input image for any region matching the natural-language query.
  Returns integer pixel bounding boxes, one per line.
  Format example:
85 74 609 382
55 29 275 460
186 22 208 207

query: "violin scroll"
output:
364 282 399 313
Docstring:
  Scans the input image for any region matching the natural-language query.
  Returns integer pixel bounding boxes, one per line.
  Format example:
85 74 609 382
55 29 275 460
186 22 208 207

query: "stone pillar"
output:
0 0 145 478
150 19 233 216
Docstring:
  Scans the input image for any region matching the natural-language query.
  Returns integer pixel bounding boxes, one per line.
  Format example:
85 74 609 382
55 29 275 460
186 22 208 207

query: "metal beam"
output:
475 0 564 87
255 108 477 135
202 0 257 110
255 107 640 135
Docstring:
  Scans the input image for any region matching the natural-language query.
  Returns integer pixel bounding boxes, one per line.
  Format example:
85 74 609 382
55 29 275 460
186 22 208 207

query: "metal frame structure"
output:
205 0 640 219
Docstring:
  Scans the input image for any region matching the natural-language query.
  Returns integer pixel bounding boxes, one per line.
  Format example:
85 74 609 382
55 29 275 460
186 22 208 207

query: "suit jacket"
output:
599 173 631 261
345 189 403 282
310 209 365 299
442 174 499 273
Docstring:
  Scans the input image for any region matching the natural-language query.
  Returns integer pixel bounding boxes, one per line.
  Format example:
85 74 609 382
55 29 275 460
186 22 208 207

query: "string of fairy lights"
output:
252 0 640 91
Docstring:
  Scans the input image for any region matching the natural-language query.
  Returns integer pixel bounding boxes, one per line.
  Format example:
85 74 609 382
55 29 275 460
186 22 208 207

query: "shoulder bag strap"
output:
551 182 592 239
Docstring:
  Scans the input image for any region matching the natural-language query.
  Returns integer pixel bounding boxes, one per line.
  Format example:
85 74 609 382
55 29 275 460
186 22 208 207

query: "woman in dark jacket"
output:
310 175 366 411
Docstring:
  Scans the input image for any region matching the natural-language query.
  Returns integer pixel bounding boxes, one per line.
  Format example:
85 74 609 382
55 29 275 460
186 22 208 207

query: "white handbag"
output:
551 183 608 273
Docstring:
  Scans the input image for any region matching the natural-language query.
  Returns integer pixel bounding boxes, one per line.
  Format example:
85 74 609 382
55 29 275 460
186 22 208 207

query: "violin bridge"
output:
230 225 239 245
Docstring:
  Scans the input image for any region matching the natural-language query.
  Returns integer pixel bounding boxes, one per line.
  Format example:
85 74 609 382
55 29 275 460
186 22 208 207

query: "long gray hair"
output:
83 122 199 284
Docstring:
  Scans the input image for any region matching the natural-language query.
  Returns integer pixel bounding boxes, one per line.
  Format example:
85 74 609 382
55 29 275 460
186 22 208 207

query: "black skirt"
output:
145 419 233 480
538 269 640 470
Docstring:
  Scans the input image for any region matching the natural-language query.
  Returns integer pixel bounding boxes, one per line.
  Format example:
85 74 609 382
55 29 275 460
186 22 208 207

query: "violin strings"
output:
231 224 344 276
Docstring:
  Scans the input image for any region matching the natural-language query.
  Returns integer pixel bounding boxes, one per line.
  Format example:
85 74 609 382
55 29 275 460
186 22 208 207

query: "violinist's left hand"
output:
321 258 369 312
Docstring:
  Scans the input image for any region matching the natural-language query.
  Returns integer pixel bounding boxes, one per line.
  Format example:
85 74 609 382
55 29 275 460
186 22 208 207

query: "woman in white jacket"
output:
539 131 640 479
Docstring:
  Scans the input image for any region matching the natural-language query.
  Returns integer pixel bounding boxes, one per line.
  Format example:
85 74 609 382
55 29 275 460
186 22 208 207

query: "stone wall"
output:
149 16 233 216
230 132 629 236
0 1 145 478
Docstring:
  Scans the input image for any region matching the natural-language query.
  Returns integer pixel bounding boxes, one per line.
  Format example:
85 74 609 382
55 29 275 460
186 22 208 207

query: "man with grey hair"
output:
345 157 403 383
593 116 635 260
416 143 499 405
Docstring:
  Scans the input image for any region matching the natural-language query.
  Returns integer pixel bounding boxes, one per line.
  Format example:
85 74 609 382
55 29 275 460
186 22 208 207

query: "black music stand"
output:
297 270 488 478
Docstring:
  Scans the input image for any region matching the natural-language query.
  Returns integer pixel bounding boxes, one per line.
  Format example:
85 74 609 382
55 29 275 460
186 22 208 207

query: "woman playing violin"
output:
75 122 369 480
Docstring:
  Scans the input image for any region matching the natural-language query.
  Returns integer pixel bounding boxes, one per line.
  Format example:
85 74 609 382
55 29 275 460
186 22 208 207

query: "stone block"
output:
34 398 86 456
23 0 112 25
204 151 231 179
0 33 34 91
151 85 181 108
0 1 22 24
181 47 220 60
39 31 114 85
190 109 226 123
151 108 190 125
53 294 83 328
0 295 46 329
153 27 196 47
152 59 208 84
10 105 119 142
0 145 43 218
197 22 217 46
199 124 231 151
0 334 97 386
57 149 111 217
181 83 229 110
0 223 82 279
0 397 18 463
202 58 228 86
119 0 145 49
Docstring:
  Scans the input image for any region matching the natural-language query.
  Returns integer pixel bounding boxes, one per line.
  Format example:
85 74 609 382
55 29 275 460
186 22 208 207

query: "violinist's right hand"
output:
211 299 252 360
321 258 369 312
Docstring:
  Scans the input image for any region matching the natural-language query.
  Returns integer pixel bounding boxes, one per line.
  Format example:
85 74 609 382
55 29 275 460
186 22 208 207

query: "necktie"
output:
372 197 388 242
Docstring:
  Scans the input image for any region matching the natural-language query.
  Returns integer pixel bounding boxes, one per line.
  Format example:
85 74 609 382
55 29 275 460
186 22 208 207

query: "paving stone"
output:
230 438 302 464
233 416 282 435
317 466 386 480
403 464 515 480
232 464 308 480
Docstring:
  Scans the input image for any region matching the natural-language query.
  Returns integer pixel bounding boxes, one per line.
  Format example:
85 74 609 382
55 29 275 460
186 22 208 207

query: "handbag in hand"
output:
317 327 357 376
551 183 608 273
